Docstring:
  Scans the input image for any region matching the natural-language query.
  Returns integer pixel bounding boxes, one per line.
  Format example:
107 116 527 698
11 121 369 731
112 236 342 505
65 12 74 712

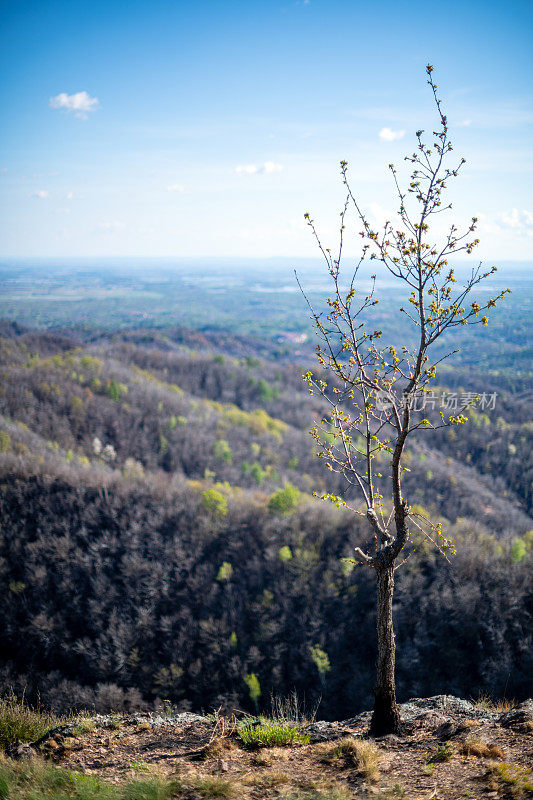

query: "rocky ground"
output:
8 696 533 799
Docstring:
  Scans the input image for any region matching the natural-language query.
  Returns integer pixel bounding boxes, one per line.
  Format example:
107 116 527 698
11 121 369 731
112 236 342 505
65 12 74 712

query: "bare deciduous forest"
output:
0 320 531 718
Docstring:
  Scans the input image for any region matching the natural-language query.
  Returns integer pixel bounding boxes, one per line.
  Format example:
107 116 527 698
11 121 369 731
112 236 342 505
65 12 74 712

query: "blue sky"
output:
0 0 532 259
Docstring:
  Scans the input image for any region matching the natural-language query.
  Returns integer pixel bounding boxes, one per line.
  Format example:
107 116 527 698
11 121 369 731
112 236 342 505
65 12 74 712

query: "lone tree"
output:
299 66 509 736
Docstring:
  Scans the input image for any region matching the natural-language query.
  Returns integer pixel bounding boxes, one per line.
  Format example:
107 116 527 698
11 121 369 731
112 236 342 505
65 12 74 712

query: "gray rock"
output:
91 711 211 729
499 700 533 728
302 720 353 743
6 740 35 759
399 696 498 723
151 712 211 728
342 695 500 730
169 712 211 725
342 711 372 726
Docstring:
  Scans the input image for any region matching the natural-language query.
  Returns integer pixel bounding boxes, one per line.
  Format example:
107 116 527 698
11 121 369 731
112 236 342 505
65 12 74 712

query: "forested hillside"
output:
0 322 532 718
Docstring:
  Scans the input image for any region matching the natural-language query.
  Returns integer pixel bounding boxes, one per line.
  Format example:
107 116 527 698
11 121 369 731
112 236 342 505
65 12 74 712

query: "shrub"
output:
244 673 261 707
268 484 300 515
201 488 228 518
278 545 292 562
250 461 266 485
511 537 527 563
309 645 331 677
105 379 127 402
214 439 233 464
216 561 234 582
257 379 279 403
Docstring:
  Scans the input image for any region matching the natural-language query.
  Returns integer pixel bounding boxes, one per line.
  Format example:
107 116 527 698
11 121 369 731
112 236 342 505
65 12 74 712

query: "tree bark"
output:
369 563 402 736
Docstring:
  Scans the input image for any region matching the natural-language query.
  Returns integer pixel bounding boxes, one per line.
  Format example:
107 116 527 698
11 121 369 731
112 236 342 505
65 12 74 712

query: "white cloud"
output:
29 189 50 199
166 183 186 193
366 201 393 229
498 208 533 235
457 119 472 127
288 218 307 231
379 127 405 142
66 191 75 200
49 91 99 119
95 221 126 233
235 161 283 175
236 164 260 175
263 161 283 173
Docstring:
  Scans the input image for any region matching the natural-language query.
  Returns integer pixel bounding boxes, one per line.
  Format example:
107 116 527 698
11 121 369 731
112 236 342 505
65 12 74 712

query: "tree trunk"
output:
369 563 402 736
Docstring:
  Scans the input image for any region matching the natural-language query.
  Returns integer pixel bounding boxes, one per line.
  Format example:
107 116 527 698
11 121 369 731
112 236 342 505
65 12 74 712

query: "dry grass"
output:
458 739 505 759
317 737 380 782
191 775 238 798
243 770 291 788
269 690 319 726
0 691 62 749
281 789 352 800
198 737 236 760
372 787 407 800
474 693 515 714
250 750 273 766
72 717 96 735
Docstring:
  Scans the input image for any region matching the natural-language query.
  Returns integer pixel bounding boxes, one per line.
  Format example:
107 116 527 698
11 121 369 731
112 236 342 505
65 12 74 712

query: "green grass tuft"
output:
119 777 182 800
238 720 310 749
0 756 116 800
427 741 455 763
0 755 183 800
474 693 515 714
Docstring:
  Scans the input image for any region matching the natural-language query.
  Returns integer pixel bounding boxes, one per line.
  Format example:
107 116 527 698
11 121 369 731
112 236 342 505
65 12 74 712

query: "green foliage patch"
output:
268 484 300 515
200 488 228 518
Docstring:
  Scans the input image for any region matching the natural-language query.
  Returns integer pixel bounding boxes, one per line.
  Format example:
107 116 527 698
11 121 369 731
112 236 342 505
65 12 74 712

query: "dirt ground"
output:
33 698 533 799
